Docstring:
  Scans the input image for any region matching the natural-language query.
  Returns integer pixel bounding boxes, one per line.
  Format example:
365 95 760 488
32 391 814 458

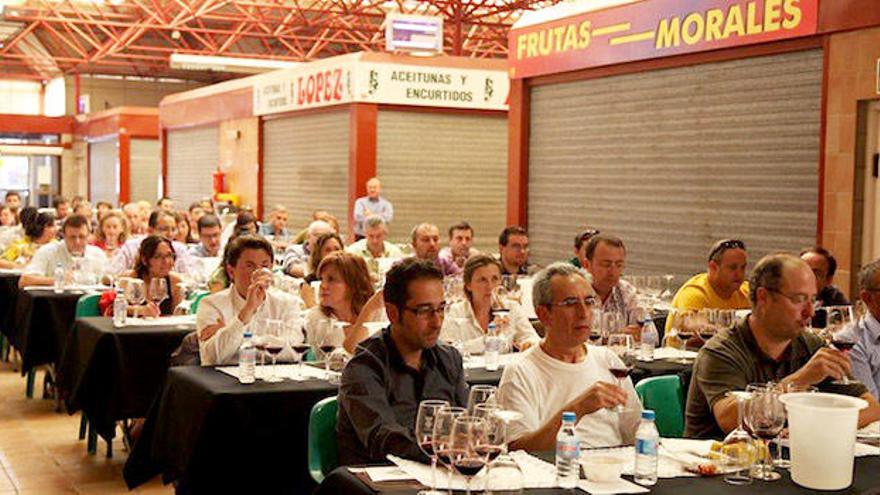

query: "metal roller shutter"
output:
376 111 508 251
262 110 350 236
88 137 118 206
129 138 160 204
166 126 218 207
528 49 823 279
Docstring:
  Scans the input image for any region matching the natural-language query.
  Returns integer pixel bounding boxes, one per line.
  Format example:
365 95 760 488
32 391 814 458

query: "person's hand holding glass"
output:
826 306 860 385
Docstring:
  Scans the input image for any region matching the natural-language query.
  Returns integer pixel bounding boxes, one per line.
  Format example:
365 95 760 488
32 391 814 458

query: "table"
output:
0 271 21 342
58 317 193 440
11 288 84 373
316 451 880 495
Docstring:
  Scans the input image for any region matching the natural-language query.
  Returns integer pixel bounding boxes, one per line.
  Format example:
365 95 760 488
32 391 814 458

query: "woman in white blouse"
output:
304 251 384 354
440 254 539 354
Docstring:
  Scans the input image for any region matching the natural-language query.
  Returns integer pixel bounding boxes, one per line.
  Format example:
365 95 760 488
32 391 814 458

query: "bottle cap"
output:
641 410 655 421
562 411 576 422
243 332 253 338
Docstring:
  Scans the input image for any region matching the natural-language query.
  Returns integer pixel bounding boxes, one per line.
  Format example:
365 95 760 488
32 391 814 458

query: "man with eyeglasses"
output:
842 259 880 397
497 263 641 450
672 239 751 314
497 225 537 276
19 214 106 288
685 253 880 439
336 257 468 465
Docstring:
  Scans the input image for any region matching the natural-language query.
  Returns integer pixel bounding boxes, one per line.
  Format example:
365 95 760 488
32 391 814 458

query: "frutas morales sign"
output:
508 0 818 79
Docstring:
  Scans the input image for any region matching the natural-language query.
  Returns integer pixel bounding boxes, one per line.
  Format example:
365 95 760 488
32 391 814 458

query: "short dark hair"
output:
574 228 601 249
448 221 473 239
63 214 90 231
383 257 443 311
799 246 837 278
233 211 258 237
18 206 38 229
708 239 746 263
134 235 176 280
24 212 54 239
197 214 221 231
53 195 68 207
5 191 20 200
189 201 203 213
584 234 625 261
148 210 176 229
157 196 173 206
95 201 113 209
225 235 274 268
498 226 527 246
748 253 804 306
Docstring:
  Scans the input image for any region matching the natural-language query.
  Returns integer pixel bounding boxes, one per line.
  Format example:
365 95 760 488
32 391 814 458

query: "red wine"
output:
832 340 855 352
265 346 283 355
699 332 714 341
677 332 693 340
420 440 435 457
754 430 780 440
474 445 503 462
588 333 603 342
319 345 335 354
254 343 267 351
292 344 310 354
609 367 632 379
436 448 461 467
453 458 486 477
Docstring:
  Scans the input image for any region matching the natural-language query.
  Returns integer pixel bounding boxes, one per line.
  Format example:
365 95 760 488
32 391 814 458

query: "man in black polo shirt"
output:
337 257 468 465
685 253 880 439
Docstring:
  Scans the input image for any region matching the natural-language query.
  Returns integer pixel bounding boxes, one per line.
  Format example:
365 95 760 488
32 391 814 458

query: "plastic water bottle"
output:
484 322 502 371
639 319 658 361
113 289 127 327
634 410 659 486
238 332 256 384
556 411 580 489
53 262 65 293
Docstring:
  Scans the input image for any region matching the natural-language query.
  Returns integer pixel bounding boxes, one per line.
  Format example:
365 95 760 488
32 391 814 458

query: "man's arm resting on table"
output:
18 273 52 288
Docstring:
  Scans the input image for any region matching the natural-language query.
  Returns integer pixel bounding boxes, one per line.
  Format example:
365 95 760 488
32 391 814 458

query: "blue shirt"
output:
847 313 880 398
353 196 394 236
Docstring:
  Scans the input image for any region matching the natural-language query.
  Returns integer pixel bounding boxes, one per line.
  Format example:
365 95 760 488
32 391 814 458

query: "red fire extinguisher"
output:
212 169 226 197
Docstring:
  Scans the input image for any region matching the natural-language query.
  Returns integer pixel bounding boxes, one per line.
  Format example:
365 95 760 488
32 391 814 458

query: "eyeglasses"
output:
577 229 601 245
767 289 819 309
404 303 447 319
708 239 746 261
547 296 598 310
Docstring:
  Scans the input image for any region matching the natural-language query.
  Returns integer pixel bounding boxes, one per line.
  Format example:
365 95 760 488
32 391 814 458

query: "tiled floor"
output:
0 360 174 494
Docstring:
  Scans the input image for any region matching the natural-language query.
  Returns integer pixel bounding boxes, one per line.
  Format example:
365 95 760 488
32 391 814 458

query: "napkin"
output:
123 315 196 327
363 466 415 482
387 450 557 490
651 347 698 360
578 478 649 494
463 353 522 370
217 364 339 382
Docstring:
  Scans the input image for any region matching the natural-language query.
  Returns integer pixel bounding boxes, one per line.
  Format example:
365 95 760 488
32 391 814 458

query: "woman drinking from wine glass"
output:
304 251 384 354
118 235 183 316
440 254 539 354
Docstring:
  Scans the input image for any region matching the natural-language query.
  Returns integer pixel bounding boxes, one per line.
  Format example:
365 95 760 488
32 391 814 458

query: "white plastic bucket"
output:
780 392 867 490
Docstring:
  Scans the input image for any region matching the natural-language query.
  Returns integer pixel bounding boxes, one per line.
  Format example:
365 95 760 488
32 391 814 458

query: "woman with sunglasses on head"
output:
304 251 385 354
440 254 539 354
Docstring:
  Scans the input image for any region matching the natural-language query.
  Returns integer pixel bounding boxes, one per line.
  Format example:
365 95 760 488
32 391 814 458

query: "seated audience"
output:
283 220 335 278
411 223 461 276
174 211 195 244
19 214 106 288
189 214 223 258
53 195 70 223
337 257 468 465
259 204 292 244
800 246 849 307
438 221 479 269
0 205 16 227
123 202 147 236
440 254 539 353
91 210 128 257
684 253 880 438
113 235 184 317
187 202 205 241
844 259 880 398
569 228 601 269
498 263 641 450
300 232 344 308
345 216 402 273
197 235 302 365
108 210 195 275
157 197 175 212
305 251 384 353
497 226 537 276
95 201 113 221
1 211 55 269
671 239 750 312
4 191 21 216
221 210 259 247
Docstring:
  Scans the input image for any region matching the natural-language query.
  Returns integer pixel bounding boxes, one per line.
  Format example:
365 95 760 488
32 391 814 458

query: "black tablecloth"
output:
316 451 880 495
59 317 192 440
0 272 21 340
11 288 83 373
626 355 693 391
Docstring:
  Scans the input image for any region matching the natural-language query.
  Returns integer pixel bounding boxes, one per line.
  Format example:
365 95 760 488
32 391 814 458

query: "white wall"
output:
0 80 42 115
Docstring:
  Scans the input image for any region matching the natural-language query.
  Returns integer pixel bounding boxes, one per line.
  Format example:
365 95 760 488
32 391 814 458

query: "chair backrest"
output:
75 293 102 318
634 374 685 438
189 291 210 314
308 396 338 483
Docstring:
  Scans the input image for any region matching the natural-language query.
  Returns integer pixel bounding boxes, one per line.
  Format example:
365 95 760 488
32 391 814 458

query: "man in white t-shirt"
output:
498 262 642 450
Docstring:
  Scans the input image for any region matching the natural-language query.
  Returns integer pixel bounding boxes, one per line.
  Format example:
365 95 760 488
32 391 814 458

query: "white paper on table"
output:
650 347 698 360
363 466 415 482
388 450 557 490
583 444 698 479
217 364 339 382
855 442 880 457
0 268 22 275
578 477 649 494
463 352 523 370
22 284 109 293
123 315 196 327
857 421 879 441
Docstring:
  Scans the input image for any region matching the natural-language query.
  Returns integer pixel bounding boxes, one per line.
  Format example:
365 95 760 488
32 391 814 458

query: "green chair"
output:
189 291 210 314
308 396 338 483
634 374 685 438
74 293 112 457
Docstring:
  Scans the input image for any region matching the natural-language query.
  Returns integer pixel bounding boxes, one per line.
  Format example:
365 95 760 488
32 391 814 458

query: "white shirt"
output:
108 236 196 275
198 285 303 366
439 299 539 354
498 344 642 448
302 305 384 346
24 241 107 278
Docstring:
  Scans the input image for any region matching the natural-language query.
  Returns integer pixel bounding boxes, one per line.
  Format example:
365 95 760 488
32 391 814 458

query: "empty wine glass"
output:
450 416 488 495
416 399 450 495
467 384 497 414
263 319 285 383
124 278 146 318
601 311 624 337
147 277 168 318
721 391 758 485
744 388 786 481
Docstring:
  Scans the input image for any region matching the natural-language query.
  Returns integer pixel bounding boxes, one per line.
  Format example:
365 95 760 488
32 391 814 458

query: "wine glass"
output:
287 320 310 380
416 399 450 495
589 308 605 346
772 383 817 468
251 316 268 368
721 391 758 485
125 278 146 319
467 384 497 414
263 319 285 383
744 388 786 481
501 275 522 304
601 311 624 337
660 274 676 301
147 277 168 318
450 416 488 495
827 306 859 385
607 334 633 413
433 406 467 492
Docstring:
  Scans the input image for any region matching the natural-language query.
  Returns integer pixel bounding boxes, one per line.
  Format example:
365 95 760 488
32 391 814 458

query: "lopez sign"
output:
253 56 355 115
508 0 818 79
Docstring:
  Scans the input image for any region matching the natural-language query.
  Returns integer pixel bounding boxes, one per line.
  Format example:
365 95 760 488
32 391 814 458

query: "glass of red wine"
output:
285 321 309 380
433 406 466 492
263 319 284 382
450 415 488 495
415 400 450 495
744 388 786 481
827 306 859 385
